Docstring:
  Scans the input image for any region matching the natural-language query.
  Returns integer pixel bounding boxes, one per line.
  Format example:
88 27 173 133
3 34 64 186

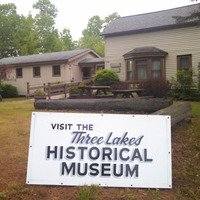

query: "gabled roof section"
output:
101 3 200 37
123 47 168 59
79 57 104 64
0 49 100 66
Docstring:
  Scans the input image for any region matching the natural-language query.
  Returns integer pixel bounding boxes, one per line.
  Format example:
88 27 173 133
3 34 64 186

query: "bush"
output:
35 89 46 95
170 68 200 100
1 84 18 98
93 69 120 86
171 92 200 101
171 69 196 94
68 84 86 95
138 79 171 98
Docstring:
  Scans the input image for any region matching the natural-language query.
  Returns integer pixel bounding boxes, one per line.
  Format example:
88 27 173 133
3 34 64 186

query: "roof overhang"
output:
123 47 168 60
79 58 104 68
0 48 101 67
101 21 199 38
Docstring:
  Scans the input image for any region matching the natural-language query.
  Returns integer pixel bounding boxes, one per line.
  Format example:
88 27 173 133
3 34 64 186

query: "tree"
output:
79 13 120 56
15 14 41 55
0 4 21 58
103 12 120 29
60 28 76 50
0 4 41 57
33 0 63 53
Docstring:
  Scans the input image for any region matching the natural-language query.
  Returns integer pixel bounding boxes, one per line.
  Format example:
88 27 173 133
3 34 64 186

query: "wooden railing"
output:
27 79 92 99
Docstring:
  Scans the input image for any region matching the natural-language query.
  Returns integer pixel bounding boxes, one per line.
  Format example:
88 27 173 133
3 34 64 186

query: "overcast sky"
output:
1 0 198 40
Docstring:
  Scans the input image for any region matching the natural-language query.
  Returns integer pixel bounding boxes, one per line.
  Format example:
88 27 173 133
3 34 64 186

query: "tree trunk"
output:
153 102 192 126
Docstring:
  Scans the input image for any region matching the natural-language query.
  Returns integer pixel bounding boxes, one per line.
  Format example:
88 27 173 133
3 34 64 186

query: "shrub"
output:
77 185 99 200
68 84 86 95
171 92 200 101
93 69 120 86
1 84 18 98
138 79 171 98
35 89 46 95
171 68 196 94
170 68 200 100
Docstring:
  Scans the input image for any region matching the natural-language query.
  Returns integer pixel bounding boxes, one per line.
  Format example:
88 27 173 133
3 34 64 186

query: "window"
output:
136 60 147 80
16 68 22 78
53 65 61 76
33 66 40 77
126 61 132 81
152 60 161 78
124 47 167 82
177 55 192 71
126 58 164 82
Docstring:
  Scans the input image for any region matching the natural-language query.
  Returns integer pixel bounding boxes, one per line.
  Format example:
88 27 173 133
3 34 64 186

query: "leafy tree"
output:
15 14 41 55
79 13 120 56
0 3 21 58
103 12 120 29
33 0 63 53
82 15 103 37
60 28 76 50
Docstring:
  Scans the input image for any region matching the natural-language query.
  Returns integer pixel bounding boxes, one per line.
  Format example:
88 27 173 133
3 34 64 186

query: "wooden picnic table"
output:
78 86 111 97
111 89 144 98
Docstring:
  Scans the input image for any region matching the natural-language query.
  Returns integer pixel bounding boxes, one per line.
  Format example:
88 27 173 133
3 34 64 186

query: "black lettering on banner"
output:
60 124 64 130
102 147 112 160
51 124 57 130
101 163 111 176
46 146 57 159
126 164 139 177
77 163 87 176
71 131 87 144
77 146 87 159
51 123 73 130
61 162 75 175
89 163 99 176
89 147 100 160
120 132 129 145
119 148 130 161
105 132 112 145
113 164 123 177
144 149 153 162
66 146 75 159
114 148 118 160
131 148 143 161
59 146 63 159
113 136 120 145
134 135 144 146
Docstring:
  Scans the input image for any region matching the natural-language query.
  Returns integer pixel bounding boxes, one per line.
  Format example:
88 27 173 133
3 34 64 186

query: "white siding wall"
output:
3 53 97 95
104 26 200 81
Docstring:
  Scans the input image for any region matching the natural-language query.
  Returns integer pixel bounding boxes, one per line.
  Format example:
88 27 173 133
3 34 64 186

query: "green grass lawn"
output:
0 101 199 200
1 97 28 102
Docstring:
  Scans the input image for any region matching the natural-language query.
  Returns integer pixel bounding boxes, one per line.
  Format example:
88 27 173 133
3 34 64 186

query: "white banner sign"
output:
26 112 172 188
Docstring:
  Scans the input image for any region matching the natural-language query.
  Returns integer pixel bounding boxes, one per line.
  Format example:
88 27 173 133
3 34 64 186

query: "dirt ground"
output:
0 103 199 200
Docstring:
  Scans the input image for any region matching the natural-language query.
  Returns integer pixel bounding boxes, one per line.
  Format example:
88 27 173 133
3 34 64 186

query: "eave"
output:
101 21 199 38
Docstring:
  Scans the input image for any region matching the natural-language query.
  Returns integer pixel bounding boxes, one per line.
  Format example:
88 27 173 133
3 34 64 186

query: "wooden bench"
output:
111 89 145 98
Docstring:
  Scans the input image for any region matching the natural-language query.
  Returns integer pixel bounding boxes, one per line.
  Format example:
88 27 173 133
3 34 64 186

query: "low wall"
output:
34 98 173 113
